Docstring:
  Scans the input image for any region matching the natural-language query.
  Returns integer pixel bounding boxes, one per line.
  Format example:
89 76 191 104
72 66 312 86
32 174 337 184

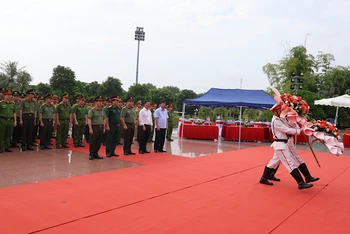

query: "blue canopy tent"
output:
182 88 276 148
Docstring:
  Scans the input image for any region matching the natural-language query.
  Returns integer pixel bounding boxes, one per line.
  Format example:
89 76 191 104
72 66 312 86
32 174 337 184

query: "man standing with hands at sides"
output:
105 95 122 157
55 94 72 149
154 100 168 153
0 90 17 153
138 100 152 154
39 94 55 150
120 96 136 156
72 96 87 148
87 96 106 160
20 89 37 151
166 104 174 141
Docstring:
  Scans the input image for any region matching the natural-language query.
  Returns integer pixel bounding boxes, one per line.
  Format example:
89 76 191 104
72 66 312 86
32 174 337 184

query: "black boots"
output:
260 167 274 186
298 163 320 183
269 166 281 181
290 169 313 190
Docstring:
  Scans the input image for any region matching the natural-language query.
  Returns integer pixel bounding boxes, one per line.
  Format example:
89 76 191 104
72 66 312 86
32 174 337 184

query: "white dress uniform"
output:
267 116 305 173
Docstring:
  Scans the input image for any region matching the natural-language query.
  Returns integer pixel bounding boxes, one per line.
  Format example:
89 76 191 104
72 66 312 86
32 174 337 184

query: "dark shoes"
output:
128 151 136 155
139 150 144 154
268 166 281 182
5 148 13 152
89 155 94 160
144 151 150 154
298 163 319 183
291 168 313 190
62 145 69 148
298 182 314 190
159 150 166 152
167 138 174 141
260 167 274 186
94 155 103 159
27 147 34 151
78 144 85 147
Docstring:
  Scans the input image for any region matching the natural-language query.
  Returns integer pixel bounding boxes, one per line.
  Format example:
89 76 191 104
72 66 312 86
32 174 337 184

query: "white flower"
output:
314 127 318 130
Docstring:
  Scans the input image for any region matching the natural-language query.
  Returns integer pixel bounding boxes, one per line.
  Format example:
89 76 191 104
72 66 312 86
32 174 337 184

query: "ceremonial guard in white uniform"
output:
259 102 319 190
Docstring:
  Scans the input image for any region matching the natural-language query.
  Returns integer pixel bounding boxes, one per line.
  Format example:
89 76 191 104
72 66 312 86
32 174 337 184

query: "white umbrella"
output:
314 94 350 125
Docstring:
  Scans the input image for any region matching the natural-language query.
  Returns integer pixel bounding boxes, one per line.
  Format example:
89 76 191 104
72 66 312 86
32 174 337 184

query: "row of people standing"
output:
1 88 175 160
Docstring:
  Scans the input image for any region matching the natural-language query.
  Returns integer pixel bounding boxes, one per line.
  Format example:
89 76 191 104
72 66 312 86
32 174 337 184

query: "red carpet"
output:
0 146 350 233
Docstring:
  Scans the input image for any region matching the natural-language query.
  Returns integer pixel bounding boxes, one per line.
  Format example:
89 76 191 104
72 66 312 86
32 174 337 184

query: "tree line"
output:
0 62 198 114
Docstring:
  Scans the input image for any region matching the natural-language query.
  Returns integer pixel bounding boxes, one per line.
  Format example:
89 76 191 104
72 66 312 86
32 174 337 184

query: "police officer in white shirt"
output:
153 100 168 152
138 100 153 154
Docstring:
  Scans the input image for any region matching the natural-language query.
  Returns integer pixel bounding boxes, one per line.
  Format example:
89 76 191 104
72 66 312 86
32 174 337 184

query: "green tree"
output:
126 83 152 102
321 66 350 98
0 61 28 89
49 65 76 96
15 71 32 93
84 81 102 99
100 77 124 98
150 88 176 106
176 89 198 111
35 82 53 96
163 86 180 94
263 45 317 93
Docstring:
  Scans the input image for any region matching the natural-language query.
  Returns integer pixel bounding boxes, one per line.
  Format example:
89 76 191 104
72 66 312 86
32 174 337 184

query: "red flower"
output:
328 126 335 131
319 123 326 129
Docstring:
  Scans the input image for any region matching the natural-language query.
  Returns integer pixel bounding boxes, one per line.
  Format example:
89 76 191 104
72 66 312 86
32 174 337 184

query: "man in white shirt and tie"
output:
153 100 168 152
138 100 153 154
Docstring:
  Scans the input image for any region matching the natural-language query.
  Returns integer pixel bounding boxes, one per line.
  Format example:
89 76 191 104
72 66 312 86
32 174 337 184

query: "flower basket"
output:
280 93 309 117
311 120 340 140
195 120 203 125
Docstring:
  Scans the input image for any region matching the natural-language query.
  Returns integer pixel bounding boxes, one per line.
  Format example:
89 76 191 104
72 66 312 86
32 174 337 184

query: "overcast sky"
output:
1 0 349 93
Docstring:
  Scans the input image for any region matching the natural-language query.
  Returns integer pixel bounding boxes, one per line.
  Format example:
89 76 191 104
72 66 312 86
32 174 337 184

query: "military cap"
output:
12 91 20 96
26 89 36 95
61 93 69 99
3 89 12 95
78 96 86 101
20 93 25 98
110 95 122 101
137 100 142 104
0 87 6 93
52 95 58 100
125 96 134 102
94 95 104 101
38 96 44 100
44 93 53 99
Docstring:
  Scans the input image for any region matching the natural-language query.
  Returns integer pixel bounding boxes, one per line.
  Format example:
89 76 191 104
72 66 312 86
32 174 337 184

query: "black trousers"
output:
154 128 166 151
33 118 39 141
21 114 35 148
106 124 121 155
40 119 53 147
12 117 21 144
138 125 151 152
84 125 90 143
123 123 134 153
89 125 104 156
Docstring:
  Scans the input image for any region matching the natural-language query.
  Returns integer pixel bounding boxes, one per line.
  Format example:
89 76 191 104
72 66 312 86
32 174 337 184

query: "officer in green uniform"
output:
88 96 106 160
0 90 17 153
72 96 87 147
11 91 21 147
166 104 174 141
105 95 122 157
20 89 37 151
55 93 72 149
39 94 55 150
120 96 136 155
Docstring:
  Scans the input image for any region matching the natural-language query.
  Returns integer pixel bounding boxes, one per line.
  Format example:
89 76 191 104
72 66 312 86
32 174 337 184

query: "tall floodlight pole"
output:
135 27 145 84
